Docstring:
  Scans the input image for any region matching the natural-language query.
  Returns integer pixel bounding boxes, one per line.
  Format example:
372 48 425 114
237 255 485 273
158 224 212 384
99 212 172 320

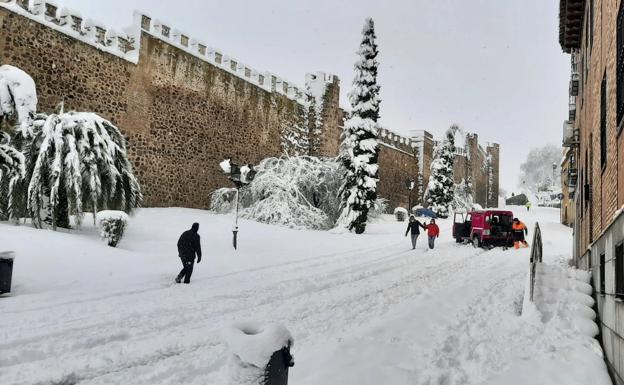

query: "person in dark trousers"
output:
512 218 529 249
175 222 202 284
425 218 440 249
405 215 426 249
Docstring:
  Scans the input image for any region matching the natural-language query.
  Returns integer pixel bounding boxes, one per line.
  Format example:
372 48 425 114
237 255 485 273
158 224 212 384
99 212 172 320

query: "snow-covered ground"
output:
0 207 611 385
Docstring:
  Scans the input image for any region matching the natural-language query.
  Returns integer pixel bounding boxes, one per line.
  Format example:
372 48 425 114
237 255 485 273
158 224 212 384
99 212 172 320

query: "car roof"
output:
468 210 513 215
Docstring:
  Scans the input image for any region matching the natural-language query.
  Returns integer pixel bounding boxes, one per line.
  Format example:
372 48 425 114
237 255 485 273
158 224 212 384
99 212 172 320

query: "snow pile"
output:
96 210 129 247
527 264 598 336
211 156 342 230
0 64 37 134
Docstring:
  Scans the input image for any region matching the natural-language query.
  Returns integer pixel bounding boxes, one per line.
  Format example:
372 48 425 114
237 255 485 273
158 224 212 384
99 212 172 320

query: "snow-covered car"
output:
452 210 515 248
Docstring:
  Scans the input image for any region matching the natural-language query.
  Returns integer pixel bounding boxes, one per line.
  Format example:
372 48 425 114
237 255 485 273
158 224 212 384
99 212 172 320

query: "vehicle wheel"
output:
472 235 481 248
456 237 462 243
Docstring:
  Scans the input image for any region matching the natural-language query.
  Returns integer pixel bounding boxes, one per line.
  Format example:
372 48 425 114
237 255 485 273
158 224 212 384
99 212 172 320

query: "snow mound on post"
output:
0 65 37 133
223 322 293 368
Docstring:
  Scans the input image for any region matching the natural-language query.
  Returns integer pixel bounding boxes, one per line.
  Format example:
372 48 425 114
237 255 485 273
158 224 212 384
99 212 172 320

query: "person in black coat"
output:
175 222 202 284
405 215 426 249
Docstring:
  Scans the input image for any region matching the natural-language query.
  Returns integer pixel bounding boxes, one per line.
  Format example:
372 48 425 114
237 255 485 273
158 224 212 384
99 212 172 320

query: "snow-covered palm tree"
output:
22 112 142 229
0 64 38 135
0 132 25 220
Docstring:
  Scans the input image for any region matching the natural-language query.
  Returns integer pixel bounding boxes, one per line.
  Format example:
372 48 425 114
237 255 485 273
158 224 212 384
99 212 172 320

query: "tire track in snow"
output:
1 241 495 385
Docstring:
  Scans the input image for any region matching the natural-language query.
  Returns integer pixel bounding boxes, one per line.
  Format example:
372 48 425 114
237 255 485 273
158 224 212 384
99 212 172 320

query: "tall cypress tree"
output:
338 17 381 234
424 125 458 218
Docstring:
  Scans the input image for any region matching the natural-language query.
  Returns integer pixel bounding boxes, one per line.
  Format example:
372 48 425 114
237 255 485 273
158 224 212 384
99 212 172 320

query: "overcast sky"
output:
60 0 569 194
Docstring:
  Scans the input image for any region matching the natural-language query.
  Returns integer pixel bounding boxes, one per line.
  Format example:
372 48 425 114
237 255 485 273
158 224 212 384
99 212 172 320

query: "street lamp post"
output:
405 178 415 213
219 159 257 250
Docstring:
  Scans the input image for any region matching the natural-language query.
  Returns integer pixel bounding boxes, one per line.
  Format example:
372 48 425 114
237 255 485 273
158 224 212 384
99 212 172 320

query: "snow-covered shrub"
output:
368 198 388 220
424 125 458 218
0 65 37 134
337 17 381 234
96 210 128 247
394 207 408 222
16 112 142 229
211 156 342 230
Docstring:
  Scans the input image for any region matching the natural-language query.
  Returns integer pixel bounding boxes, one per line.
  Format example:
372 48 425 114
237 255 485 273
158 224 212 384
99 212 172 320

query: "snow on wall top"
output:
139 12 311 104
0 0 140 62
379 126 418 151
0 1 332 106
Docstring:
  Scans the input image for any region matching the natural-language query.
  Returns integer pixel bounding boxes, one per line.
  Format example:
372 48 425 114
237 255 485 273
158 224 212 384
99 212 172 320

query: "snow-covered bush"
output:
211 156 342 230
338 17 381 234
96 210 128 247
0 65 37 134
368 198 388 220
424 125 458 218
15 112 142 229
394 207 408 222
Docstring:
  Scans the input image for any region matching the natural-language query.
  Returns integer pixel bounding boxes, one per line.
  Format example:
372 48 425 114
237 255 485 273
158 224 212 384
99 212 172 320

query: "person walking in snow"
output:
175 222 202 284
526 201 532 212
405 215 426 249
512 218 529 249
425 218 440 250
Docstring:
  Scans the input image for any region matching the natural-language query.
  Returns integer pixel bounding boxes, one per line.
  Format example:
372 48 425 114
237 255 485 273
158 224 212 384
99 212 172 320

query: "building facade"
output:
560 0 624 382
0 1 499 213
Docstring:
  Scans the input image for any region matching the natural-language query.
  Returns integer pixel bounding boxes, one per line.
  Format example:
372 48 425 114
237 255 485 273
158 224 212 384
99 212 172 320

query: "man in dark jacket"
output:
175 223 202 284
405 215 426 249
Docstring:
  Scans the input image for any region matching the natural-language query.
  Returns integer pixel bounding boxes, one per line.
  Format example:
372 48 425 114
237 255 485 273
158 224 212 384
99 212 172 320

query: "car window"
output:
465 214 472 222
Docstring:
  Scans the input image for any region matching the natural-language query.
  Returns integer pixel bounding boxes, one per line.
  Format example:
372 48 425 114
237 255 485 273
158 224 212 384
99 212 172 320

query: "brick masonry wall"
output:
0 8 304 209
567 0 624 382
378 143 419 211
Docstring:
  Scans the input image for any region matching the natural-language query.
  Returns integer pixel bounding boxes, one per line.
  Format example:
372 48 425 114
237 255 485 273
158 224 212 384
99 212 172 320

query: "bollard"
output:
224 322 294 385
0 251 15 295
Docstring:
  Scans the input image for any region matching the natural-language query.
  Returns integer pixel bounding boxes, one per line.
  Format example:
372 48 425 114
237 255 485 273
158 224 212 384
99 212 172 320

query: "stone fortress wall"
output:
0 0 499 211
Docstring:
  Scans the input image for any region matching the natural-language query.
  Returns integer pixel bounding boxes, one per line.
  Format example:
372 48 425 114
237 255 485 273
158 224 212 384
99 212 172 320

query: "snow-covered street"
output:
0 207 610 385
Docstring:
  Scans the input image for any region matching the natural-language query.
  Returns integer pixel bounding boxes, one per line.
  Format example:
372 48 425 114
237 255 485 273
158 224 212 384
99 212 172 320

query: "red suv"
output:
453 210 514 248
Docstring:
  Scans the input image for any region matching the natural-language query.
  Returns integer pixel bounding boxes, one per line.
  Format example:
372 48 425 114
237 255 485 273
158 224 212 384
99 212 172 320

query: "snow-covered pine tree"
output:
424 125 458 218
337 17 381 234
20 112 142 229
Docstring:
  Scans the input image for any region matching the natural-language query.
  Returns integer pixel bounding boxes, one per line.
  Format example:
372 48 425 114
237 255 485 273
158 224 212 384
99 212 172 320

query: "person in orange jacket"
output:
512 218 529 249
425 219 440 249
